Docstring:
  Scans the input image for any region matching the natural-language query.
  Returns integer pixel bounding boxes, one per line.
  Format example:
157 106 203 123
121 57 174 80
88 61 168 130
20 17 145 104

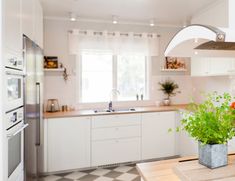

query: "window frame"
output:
76 54 151 105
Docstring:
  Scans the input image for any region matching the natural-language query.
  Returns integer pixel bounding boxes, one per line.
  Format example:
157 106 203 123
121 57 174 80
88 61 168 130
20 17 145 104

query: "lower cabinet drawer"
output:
92 125 141 141
91 138 141 166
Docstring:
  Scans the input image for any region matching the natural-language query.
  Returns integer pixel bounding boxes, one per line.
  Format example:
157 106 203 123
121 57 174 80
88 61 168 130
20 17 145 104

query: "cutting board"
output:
173 155 235 181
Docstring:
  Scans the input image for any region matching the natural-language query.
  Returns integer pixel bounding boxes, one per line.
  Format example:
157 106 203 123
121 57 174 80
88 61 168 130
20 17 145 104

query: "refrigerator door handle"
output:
36 82 41 146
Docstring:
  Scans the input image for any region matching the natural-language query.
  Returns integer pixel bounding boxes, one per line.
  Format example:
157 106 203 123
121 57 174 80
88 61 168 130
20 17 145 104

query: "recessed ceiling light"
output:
69 12 77 21
150 19 155 27
194 38 198 43
194 51 198 55
112 15 118 24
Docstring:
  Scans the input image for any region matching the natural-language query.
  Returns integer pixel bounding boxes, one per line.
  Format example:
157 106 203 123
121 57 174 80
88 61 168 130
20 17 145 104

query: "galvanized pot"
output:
198 142 228 169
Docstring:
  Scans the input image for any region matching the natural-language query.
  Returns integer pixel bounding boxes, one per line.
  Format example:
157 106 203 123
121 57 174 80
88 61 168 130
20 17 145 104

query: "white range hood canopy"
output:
164 24 235 57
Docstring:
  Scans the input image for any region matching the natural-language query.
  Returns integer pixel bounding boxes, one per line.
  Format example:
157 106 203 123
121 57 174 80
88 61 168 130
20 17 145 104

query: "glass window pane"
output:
117 55 147 101
81 52 113 103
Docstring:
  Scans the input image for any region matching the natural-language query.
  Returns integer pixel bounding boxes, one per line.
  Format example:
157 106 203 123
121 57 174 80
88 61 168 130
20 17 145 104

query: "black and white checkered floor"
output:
39 164 141 181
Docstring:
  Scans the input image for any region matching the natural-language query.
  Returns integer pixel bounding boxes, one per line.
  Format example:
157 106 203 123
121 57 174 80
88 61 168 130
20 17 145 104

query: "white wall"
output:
43 18 193 109
192 76 233 103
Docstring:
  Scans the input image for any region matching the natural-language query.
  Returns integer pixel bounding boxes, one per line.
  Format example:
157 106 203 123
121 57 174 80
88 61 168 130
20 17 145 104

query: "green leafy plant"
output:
179 92 235 145
159 79 180 99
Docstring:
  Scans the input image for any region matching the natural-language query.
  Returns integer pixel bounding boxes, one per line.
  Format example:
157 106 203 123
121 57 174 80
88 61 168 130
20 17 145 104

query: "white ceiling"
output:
40 0 216 26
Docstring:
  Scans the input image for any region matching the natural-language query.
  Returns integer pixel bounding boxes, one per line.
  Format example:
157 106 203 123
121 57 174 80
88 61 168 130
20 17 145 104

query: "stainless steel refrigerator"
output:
23 36 44 181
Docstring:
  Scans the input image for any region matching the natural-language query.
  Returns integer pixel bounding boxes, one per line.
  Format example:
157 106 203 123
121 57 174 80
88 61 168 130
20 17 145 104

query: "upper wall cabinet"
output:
22 0 34 41
191 57 235 76
34 0 43 48
4 0 22 56
22 0 43 48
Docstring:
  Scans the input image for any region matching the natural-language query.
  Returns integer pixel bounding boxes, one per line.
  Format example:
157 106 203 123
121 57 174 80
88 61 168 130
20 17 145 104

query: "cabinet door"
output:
34 0 43 48
179 131 198 157
228 137 235 153
4 0 22 54
176 112 198 157
22 0 34 40
47 117 91 172
92 138 141 166
142 112 176 160
191 58 210 76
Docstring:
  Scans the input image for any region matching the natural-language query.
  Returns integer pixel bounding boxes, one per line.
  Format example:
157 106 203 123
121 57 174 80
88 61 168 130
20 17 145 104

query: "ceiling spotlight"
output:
69 12 77 21
112 15 118 24
150 19 155 27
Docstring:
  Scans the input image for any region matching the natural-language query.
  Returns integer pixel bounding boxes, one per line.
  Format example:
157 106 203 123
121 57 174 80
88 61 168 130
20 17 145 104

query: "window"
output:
78 52 148 103
117 55 147 101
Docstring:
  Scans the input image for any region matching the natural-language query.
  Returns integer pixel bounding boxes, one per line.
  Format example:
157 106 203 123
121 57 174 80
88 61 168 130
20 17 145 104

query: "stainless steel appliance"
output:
23 36 44 181
6 107 28 181
5 69 24 112
165 24 235 57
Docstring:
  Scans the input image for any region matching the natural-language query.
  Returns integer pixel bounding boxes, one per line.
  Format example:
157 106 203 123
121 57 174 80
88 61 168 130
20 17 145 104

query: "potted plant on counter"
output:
179 92 235 169
159 79 180 106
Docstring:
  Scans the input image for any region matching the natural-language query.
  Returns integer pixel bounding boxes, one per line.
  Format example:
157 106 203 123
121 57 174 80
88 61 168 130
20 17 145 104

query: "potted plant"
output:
179 92 235 169
159 79 180 106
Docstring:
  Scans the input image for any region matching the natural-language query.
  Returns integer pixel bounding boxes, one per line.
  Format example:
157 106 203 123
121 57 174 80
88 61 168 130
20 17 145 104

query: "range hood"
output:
164 24 235 57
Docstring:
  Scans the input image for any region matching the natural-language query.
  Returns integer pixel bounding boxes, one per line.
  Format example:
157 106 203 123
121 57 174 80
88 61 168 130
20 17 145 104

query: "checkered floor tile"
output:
39 164 141 181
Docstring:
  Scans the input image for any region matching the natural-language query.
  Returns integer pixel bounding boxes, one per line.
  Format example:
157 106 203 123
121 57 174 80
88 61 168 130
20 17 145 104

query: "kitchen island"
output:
136 154 235 181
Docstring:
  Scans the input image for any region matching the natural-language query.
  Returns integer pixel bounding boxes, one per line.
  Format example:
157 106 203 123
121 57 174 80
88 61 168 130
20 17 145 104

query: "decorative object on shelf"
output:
46 99 60 112
158 79 180 106
63 67 69 81
164 57 186 70
44 56 58 69
176 92 235 169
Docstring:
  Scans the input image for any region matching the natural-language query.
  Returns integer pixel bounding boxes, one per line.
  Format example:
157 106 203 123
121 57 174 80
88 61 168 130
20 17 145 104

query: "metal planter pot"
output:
198 142 228 169
162 98 171 106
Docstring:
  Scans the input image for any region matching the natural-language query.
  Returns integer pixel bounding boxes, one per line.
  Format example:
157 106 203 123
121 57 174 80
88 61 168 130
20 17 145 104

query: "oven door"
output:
7 122 28 181
6 70 24 112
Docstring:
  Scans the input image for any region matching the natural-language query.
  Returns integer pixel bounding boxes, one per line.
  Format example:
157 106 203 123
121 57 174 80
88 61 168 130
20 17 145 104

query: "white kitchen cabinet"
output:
22 0 43 47
228 137 235 153
22 0 34 40
46 117 91 172
141 111 177 160
4 0 22 56
91 114 141 166
175 111 198 157
92 138 141 166
34 0 43 48
179 130 198 157
191 57 235 76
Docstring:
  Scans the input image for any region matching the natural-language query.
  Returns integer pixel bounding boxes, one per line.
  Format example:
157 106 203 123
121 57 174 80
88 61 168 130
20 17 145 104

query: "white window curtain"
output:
68 29 159 56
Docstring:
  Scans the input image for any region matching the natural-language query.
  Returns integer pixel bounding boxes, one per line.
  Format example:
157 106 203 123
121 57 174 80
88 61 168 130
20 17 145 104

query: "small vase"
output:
198 142 228 169
162 98 171 106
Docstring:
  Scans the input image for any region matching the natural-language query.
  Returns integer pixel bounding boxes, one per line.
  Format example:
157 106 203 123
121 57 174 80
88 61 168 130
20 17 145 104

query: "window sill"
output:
77 100 155 110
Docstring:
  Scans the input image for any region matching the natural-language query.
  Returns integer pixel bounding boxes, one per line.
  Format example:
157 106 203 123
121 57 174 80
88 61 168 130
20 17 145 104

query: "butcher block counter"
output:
137 154 235 181
43 104 187 118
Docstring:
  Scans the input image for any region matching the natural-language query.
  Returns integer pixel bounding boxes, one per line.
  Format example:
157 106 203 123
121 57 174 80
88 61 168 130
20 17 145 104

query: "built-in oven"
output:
5 69 24 112
6 107 28 181
5 52 24 71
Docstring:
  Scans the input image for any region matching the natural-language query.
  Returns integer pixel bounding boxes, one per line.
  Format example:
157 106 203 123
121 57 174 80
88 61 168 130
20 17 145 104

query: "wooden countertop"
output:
137 154 235 181
137 156 195 181
43 104 188 119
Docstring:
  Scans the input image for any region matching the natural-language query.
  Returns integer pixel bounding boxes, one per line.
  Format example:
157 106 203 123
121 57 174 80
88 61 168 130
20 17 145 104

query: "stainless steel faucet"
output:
108 89 120 112
108 101 113 112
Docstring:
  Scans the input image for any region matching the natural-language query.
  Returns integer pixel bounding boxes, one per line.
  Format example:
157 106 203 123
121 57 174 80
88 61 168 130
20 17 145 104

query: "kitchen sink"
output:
94 108 136 113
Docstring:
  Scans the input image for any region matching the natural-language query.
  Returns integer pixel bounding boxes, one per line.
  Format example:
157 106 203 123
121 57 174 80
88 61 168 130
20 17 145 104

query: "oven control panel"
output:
6 107 24 129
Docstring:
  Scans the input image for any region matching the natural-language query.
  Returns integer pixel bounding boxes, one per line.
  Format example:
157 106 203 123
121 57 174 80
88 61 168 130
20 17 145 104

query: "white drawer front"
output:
92 114 141 128
92 125 141 141
91 138 141 166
